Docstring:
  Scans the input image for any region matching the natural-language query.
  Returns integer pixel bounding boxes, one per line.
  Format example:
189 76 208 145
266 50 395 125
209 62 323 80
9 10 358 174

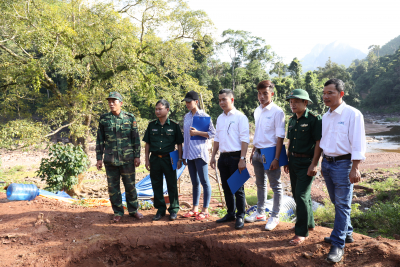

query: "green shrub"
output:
314 198 362 227
37 143 90 192
353 197 400 238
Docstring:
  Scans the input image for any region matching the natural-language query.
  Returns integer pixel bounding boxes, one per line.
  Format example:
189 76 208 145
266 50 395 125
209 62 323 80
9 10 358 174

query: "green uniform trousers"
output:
105 163 138 216
150 154 179 214
288 156 315 237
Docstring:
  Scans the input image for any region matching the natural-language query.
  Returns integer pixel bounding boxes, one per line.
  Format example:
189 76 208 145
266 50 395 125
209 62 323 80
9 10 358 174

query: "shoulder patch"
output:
308 111 317 117
125 112 135 118
170 119 179 124
150 119 157 123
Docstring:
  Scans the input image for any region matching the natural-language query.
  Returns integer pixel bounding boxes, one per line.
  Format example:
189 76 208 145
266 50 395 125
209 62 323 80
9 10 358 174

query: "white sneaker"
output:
265 217 280 231
245 211 266 223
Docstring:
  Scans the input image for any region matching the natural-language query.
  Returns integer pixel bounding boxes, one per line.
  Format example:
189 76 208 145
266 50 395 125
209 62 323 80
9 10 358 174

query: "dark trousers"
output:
288 156 315 237
150 154 179 214
218 154 246 219
105 163 138 216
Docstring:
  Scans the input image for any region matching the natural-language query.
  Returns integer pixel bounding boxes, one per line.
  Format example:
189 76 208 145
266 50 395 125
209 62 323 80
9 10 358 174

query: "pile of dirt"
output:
1 192 400 267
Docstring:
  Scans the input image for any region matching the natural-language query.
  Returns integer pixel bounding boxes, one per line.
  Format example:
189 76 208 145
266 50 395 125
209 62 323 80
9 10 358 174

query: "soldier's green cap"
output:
106 92 123 102
285 89 313 104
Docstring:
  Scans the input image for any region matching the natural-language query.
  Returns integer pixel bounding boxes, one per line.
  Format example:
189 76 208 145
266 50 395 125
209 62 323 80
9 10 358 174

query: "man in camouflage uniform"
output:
143 99 184 221
284 89 322 245
96 92 143 222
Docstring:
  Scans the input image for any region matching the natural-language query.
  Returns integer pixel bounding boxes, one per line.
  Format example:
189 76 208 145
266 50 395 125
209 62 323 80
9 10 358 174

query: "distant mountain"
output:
301 41 366 72
380 34 400 57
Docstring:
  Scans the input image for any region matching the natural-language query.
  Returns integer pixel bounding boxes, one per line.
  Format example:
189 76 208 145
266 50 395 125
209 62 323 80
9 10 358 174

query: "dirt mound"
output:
1 192 400 267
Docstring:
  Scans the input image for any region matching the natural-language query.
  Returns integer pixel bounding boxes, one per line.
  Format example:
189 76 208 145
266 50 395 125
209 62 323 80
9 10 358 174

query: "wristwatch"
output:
274 157 279 162
178 158 183 161
240 156 245 160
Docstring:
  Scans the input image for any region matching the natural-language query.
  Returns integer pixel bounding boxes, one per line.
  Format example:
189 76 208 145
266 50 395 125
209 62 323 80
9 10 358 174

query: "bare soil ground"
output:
1 193 400 267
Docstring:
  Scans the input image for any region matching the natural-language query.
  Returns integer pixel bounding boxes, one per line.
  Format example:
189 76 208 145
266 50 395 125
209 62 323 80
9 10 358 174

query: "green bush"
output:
313 198 362 226
353 197 400 238
37 143 90 192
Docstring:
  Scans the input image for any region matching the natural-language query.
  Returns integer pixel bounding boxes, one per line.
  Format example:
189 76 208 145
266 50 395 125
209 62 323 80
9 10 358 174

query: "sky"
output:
186 0 400 63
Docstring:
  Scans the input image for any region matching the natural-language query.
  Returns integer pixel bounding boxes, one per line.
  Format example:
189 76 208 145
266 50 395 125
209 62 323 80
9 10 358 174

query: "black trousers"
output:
218 155 246 219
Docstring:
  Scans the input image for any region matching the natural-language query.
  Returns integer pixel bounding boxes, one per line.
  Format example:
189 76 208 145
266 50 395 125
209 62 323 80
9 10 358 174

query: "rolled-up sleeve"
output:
239 115 250 143
275 110 286 139
349 111 366 161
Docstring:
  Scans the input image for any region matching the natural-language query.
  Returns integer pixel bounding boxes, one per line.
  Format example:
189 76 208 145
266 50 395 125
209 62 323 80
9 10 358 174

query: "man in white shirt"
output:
319 78 366 263
210 89 250 230
245 80 286 231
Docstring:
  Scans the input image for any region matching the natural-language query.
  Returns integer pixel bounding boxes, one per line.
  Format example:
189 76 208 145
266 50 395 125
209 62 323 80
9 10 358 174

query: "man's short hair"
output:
219 89 234 98
156 99 170 109
324 78 345 93
257 80 275 92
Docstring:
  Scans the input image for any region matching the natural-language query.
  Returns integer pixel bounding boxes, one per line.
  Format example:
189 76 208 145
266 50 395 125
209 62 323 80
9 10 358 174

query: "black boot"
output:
326 245 344 263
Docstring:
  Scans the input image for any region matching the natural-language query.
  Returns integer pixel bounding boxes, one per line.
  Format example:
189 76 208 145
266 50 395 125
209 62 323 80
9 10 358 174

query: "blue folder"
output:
260 145 289 170
191 116 211 140
169 150 179 170
227 168 250 194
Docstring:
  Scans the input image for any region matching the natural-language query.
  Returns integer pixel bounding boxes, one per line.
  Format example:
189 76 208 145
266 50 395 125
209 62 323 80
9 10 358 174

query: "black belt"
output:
323 153 351 162
151 153 170 158
291 152 313 158
220 151 241 157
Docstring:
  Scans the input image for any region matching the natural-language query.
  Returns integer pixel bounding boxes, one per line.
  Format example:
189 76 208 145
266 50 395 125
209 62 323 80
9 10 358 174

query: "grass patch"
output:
245 187 273 206
384 117 399 122
86 166 106 173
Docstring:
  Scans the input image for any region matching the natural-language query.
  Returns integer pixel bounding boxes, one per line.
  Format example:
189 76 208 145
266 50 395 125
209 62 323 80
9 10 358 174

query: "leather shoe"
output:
152 213 165 221
216 215 236 223
326 245 344 263
324 233 354 244
235 218 244 229
169 213 178 221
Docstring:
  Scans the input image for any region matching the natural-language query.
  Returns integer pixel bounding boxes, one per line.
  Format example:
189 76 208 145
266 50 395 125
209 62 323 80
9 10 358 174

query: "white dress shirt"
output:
320 101 366 161
253 102 286 149
214 107 250 153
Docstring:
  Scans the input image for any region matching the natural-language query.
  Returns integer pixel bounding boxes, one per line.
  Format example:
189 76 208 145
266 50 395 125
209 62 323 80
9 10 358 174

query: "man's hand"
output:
210 157 216 169
307 163 318 177
134 158 140 167
145 159 151 171
349 167 361 184
283 165 289 174
269 159 279 171
96 160 103 171
182 159 188 166
177 160 182 170
238 159 246 173
189 127 198 136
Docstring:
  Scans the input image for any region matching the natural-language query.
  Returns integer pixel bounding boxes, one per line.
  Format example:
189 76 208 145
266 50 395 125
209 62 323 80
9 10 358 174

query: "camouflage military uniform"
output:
96 110 140 217
143 118 184 215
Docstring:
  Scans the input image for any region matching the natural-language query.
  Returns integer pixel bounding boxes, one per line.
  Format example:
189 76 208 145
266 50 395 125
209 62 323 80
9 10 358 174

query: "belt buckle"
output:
157 155 163 158
325 156 333 162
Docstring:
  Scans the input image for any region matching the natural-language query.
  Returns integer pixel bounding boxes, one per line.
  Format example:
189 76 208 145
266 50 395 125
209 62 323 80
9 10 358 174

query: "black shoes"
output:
216 215 236 223
326 245 344 263
324 233 354 244
169 212 178 221
152 212 165 221
235 218 244 229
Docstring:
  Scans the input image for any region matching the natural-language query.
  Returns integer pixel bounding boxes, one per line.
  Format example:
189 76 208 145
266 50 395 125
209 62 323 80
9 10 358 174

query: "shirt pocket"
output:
150 129 160 143
263 116 274 130
121 123 132 136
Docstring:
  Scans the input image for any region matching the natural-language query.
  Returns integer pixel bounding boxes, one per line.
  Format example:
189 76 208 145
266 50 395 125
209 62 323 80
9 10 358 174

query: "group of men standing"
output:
96 78 365 264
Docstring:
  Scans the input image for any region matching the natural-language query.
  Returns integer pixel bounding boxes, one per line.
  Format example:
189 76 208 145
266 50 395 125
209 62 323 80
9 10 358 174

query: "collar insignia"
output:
167 129 173 132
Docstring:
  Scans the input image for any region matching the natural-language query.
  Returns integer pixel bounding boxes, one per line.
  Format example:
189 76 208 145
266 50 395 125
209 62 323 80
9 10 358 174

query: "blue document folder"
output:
191 116 211 140
169 150 179 170
260 145 289 170
227 168 250 194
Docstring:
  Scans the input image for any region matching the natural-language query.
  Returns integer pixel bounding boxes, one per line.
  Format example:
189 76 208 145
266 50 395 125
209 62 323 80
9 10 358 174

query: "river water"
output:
367 125 400 153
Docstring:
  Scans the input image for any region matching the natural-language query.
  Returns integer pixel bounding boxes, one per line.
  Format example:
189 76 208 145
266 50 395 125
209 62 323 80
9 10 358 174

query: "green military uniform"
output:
143 118 184 215
96 92 141 217
286 89 322 237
